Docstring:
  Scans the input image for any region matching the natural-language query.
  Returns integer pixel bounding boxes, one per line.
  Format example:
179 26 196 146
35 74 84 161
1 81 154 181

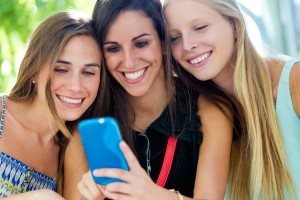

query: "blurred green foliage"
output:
0 0 96 93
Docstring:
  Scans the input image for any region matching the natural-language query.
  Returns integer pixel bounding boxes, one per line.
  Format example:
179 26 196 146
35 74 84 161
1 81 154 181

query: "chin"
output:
61 114 82 122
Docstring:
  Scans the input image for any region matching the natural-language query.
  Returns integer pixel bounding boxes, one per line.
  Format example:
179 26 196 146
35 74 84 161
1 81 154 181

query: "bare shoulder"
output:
197 95 233 121
290 61 300 117
266 57 285 98
197 95 233 136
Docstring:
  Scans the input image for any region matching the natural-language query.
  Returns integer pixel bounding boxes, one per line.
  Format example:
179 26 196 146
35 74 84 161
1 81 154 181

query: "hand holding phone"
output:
78 117 129 185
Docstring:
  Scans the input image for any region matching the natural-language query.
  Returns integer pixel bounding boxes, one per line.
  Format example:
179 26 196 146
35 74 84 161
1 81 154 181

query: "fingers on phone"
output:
78 171 103 199
119 141 140 169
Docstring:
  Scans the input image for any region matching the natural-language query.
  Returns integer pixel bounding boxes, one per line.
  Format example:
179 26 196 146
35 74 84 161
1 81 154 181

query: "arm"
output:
63 129 89 200
4 189 64 200
193 95 233 199
290 62 300 117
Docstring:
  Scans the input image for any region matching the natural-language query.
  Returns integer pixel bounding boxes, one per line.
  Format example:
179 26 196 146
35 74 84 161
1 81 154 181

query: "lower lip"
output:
123 68 148 84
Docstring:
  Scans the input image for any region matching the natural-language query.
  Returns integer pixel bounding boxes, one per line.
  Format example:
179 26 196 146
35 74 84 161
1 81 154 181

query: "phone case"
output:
78 117 129 185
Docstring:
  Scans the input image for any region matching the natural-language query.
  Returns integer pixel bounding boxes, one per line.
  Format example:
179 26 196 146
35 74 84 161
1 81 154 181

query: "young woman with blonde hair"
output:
163 0 299 199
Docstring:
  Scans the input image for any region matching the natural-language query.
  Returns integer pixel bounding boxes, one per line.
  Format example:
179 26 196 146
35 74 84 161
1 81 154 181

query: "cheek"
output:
217 35 235 63
80 81 99 102
90 85 99 97
50 76 62 91
171 45 182 60
104 53 119 71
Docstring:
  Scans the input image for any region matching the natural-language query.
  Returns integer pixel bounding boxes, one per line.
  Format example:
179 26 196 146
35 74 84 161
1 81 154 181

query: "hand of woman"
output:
93 141 159 200
77 171 105 200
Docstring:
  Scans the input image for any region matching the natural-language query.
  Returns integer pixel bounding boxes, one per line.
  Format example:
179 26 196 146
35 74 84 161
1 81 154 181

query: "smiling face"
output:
164 0 235 85
102 10 165 97
36 35 101 122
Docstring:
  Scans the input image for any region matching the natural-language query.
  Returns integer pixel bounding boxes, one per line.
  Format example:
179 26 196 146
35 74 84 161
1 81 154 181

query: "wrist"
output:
169 189 184 200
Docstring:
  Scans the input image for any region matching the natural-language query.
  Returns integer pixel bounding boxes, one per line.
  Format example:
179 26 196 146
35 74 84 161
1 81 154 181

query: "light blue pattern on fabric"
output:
0 96 57 197
276 59 300 199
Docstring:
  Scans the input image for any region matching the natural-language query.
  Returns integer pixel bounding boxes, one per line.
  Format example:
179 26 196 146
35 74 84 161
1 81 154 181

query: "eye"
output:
170 35 181 44
54 67 68 74
82 71 95 76
82 67 100 76
135 41 148 48
106 45 120 53
195 25 208 31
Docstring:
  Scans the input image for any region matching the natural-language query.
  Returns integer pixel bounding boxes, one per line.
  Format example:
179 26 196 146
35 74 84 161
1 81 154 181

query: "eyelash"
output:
135 41 149 48
82 71 95 76
195 25 208 31
54 68 67 73
54 67 95 76
170 35 181 43
107 46 120 53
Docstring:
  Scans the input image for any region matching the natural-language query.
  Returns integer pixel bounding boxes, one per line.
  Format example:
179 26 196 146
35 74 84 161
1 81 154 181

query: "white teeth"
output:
58 95 82 104
189 53 210 64
124 68 145 80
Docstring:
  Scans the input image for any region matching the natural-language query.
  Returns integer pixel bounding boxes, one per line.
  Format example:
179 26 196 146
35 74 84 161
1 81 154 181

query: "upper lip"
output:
120 66 148 74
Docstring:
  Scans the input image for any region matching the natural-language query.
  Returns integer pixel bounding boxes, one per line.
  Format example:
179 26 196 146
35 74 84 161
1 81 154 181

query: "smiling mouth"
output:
57 95 84 104
123 68 147 80
188 51 212 64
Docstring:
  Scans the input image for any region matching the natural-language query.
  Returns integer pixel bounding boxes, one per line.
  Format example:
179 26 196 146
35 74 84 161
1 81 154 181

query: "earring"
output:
32 80 36 84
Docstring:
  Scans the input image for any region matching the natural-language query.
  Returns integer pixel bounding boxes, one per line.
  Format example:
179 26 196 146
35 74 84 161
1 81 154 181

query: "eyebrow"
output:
103 33 151 45
57 60 100 68
132 33 151 41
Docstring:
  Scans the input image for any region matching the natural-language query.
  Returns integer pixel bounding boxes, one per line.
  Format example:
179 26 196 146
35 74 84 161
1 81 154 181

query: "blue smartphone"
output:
78 117 129 185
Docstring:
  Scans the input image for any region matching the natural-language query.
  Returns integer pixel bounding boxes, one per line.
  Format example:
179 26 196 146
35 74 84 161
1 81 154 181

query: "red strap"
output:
156 136 178 187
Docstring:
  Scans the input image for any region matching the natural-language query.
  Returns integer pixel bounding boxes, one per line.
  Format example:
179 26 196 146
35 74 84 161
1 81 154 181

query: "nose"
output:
123 48 137 69
182 34 197 51
66 73 83 93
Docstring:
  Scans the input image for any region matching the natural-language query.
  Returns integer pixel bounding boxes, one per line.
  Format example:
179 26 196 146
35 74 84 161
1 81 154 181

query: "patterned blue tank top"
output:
0 96 57 197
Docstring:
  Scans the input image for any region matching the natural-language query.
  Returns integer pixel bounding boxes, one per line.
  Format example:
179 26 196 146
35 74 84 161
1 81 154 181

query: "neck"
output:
212 64 235 96
16 99 59 143
130 76 170 132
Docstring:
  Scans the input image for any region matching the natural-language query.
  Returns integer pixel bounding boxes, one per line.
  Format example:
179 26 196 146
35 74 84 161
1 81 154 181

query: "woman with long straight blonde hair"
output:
163 0 299 199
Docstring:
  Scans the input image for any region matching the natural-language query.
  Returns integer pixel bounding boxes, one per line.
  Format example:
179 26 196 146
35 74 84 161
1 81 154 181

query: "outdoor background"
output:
0 0 299 94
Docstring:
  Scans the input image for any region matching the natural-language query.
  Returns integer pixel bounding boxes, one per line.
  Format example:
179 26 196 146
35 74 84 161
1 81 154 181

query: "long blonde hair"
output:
163 0 295 199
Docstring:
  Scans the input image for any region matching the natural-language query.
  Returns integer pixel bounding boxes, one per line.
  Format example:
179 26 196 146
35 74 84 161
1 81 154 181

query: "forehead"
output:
165 1 223 27
105 10 157 39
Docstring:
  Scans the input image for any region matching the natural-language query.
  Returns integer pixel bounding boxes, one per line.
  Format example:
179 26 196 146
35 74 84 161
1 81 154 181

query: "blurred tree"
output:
0 0 95 93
